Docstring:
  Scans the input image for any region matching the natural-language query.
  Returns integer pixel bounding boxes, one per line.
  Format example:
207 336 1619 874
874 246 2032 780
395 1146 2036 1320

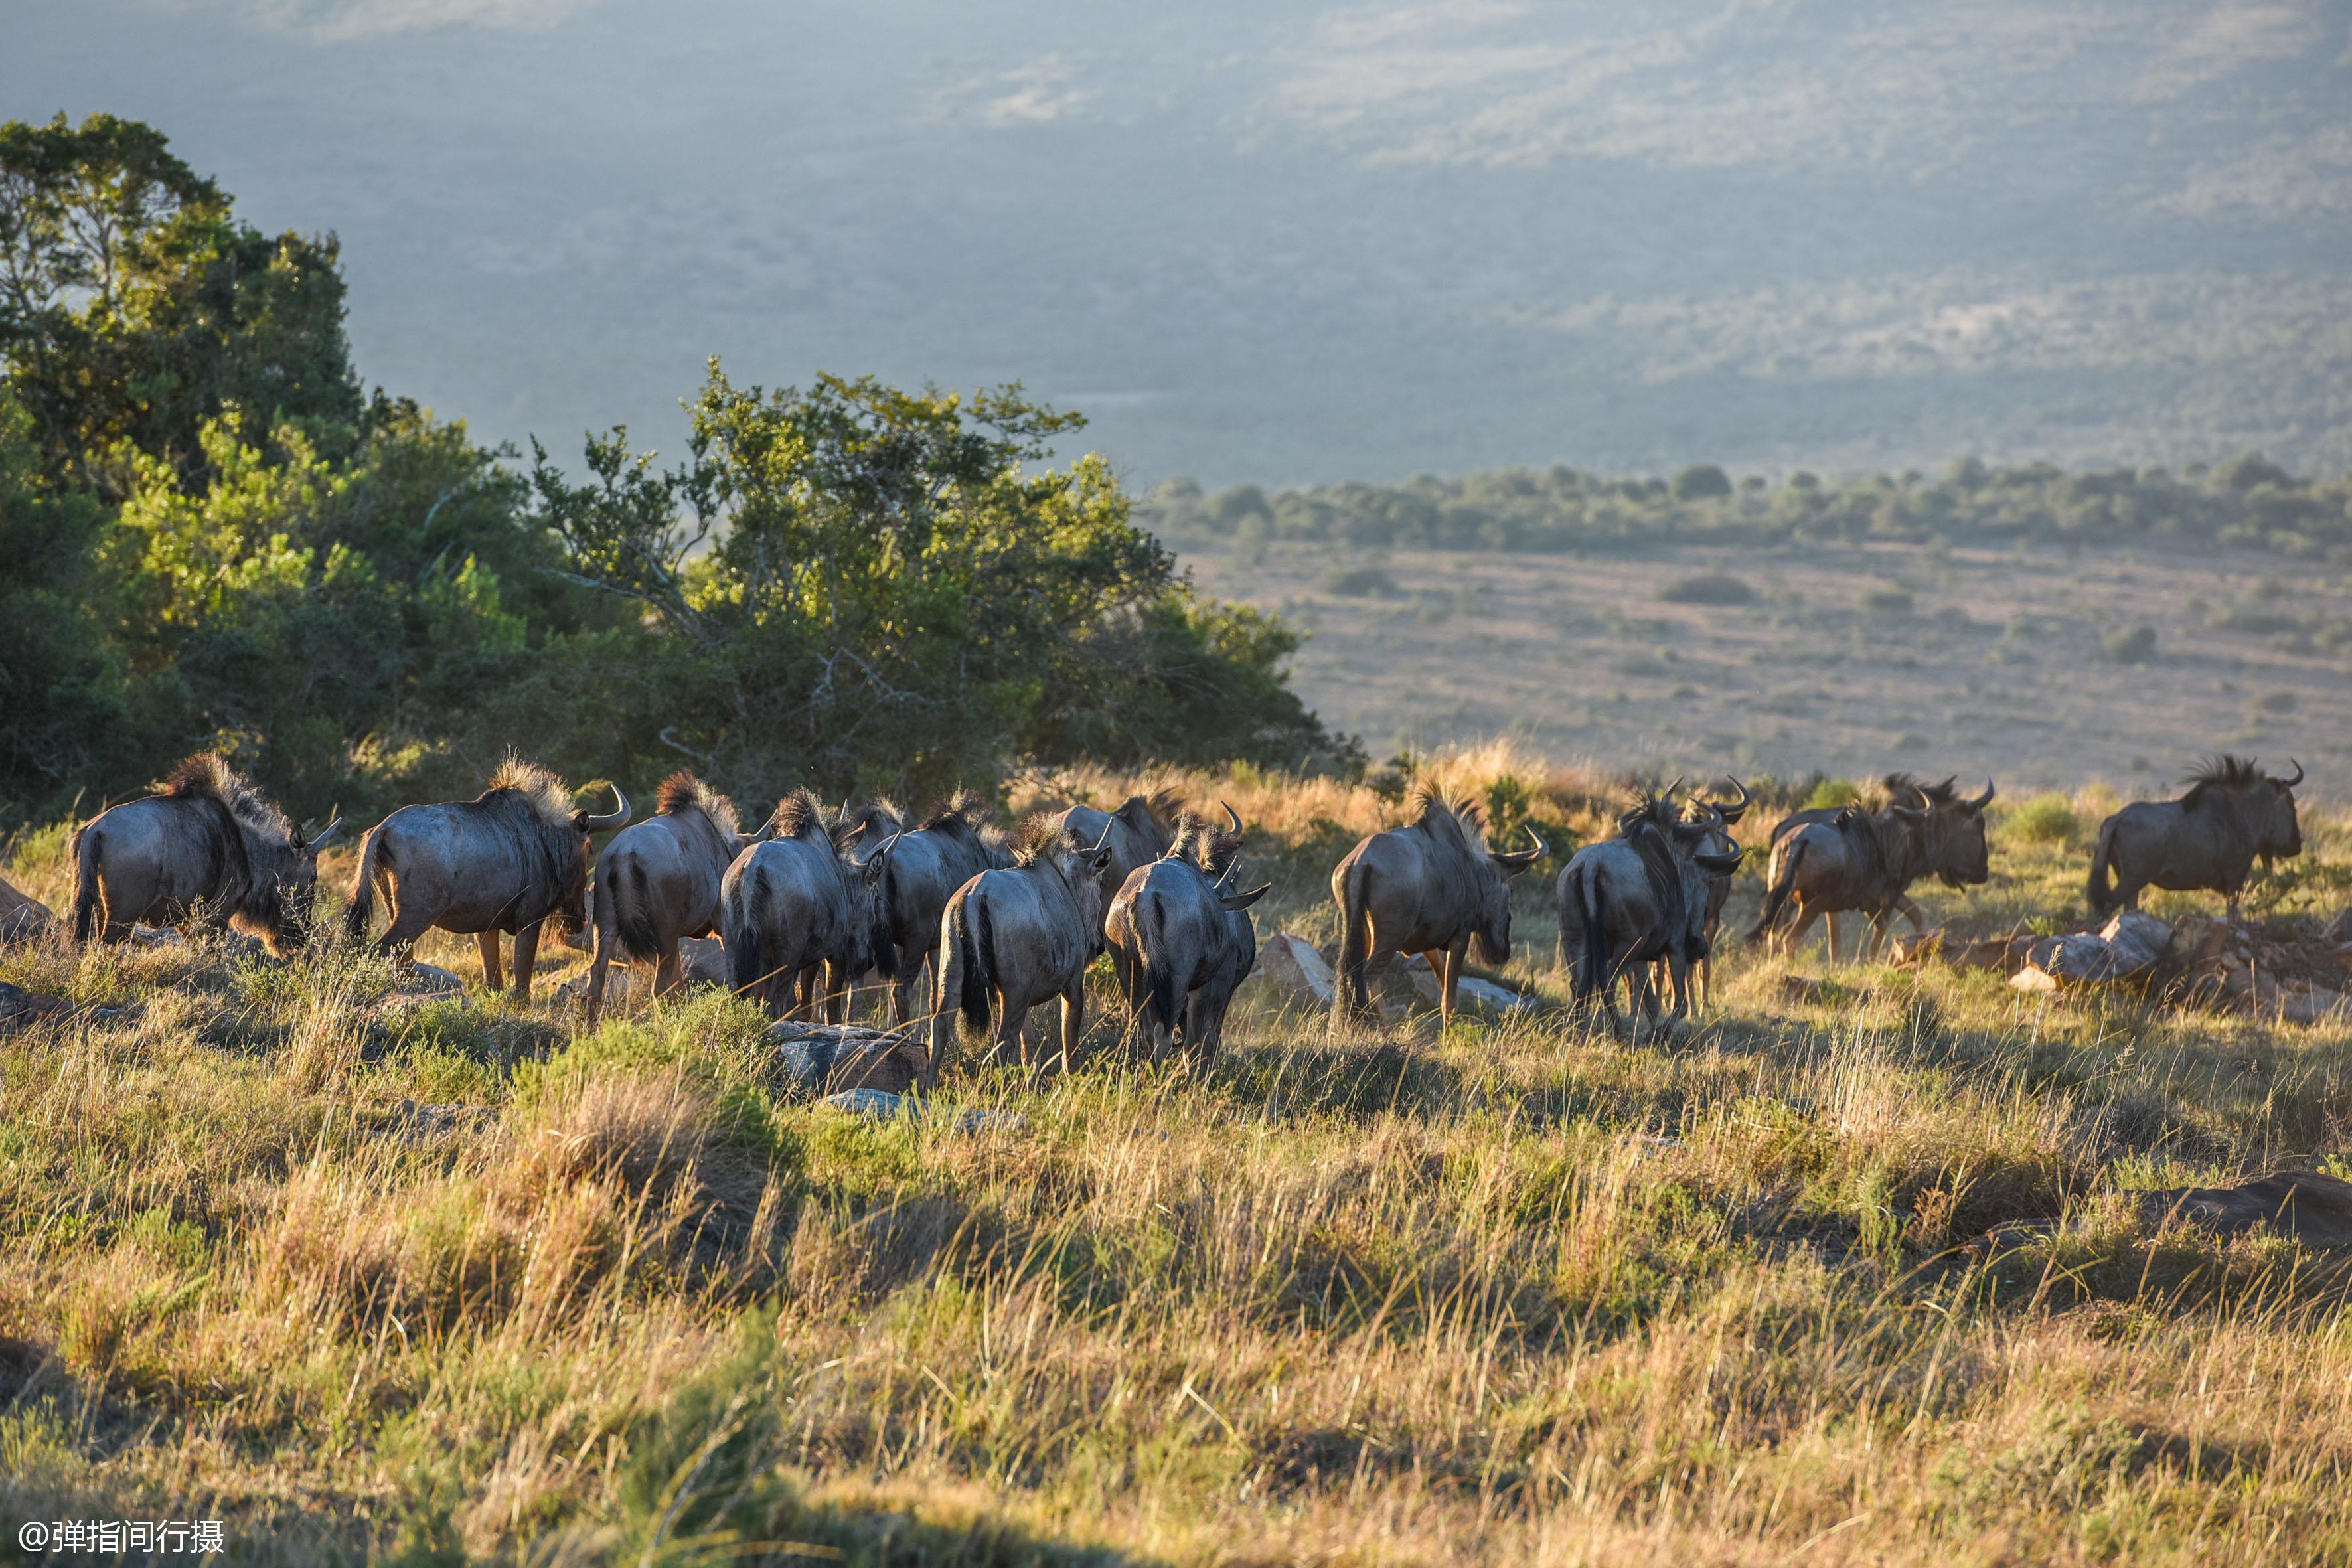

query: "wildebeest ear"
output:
1220 882 1273 911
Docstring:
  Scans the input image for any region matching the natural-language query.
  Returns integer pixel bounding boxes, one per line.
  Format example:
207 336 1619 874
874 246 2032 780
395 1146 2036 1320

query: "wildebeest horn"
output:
1695 846 1744 875
1221 799 1243 836
1089 821 1117 855
1969 778 1996 811
1220 882 1273 911
1661 774 1686 801
1708 775 1753 823
2278 759 2304 788
302 813 342 850
1492 826 1545 871
582 785 630 832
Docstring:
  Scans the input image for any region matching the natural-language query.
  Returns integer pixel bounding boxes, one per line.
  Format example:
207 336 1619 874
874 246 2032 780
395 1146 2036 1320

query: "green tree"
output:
0 112 360 497
531 362 1342 797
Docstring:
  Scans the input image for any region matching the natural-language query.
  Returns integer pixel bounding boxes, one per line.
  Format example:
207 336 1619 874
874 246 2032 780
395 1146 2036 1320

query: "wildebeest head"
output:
1170 802 1273 911
1885 773 1995 888
1407 783 1543 964
2185 755 2304 865
161 753 343 951
1010 813 1120 948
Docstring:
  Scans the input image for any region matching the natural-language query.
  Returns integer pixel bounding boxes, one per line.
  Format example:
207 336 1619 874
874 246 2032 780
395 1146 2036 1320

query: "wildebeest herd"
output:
62 748 2311 1071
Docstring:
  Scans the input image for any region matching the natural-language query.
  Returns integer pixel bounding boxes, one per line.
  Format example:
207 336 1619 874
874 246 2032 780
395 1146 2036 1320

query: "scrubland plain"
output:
7 747 2352 1564
1184 538 2352 791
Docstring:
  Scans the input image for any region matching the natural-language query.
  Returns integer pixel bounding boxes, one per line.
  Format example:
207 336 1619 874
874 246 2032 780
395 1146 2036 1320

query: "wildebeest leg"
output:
1056 985 1085 1080
509 919 545 1002
372 896 431 972
1824 911 1843 963
1893 894 1928 938
651 943 681 1000
1779 903 1820 963
994 1001 1030 1070
892 946 922 1027
1441 940 1467 1026
821 959 854 1024
477 930 505 992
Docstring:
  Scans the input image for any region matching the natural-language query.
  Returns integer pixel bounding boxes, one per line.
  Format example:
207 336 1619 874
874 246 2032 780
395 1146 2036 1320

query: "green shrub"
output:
1803 778 1860 811
2102 625 2157 663
2007 793 2082 846
1316 564 1400 597
1861 584 1915 615
1658 572 1754 605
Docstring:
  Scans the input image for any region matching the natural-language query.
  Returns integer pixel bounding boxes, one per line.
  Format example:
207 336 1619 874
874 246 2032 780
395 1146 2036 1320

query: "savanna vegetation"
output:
1143 455 2352 564
9 742 2352 1563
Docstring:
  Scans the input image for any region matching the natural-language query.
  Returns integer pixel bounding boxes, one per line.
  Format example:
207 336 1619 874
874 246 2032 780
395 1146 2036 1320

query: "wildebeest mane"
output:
1405 781 1490 846
1008 815 1078 868
771 789 833 842
161 753 293 843
654 770 741 838
484 754 577 826
1169 813 1243 877
2182 755 2262 807
1115 787 1186 837
1883 772 1959 807
920 788 991 836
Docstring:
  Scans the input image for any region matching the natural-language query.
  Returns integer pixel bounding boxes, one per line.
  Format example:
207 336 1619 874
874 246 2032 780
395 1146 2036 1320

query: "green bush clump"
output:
1658 572 1755 605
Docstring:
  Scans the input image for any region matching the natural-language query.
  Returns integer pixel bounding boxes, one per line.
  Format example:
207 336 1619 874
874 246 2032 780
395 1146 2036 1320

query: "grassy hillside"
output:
7 749 2352 1563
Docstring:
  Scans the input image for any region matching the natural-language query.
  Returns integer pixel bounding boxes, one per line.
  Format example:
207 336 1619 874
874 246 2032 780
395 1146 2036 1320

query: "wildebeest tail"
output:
2085 818 2121 913
1744 839 1807 946
343 825 386 943
70 823 102 943
1332 857 1372 1028
726 884 765 997
607 857 662 961
1143 892 1181 1036
958 899 994 1032
1576 862 1608 1003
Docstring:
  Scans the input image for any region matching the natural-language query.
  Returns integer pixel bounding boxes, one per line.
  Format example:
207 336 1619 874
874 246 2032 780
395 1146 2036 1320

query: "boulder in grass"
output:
402 962 467 996
1405 959 1535 1014
1251 932 1335 1008
771 1021 930 1099
0 875 56 944
2139 1171 2352 1248
817 1087 1024 1132
2011 911 2175 992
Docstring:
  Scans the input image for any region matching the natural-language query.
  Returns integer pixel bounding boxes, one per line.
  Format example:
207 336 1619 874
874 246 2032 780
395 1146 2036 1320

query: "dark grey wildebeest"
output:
859 791 1012 1025
1747 774 1994 960
1559 789 1745 1034
1105 805 1272 1071
1662 778 1752 1012
721 791 880 1022
1052 789 1182 917
345 757 629 998
2088 755 2302 922
931 817 1117 1087
582 772 775 1027
1330 785 1545 1030
72 754 339 953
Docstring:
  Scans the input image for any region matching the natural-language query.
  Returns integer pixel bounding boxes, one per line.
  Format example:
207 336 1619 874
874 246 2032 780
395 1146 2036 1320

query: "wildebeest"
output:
860 790 1012 1024
581 771 773 1027
1670 778 1752 1011
1330 785 1545 1029
931 817 1117 1086
2088 755 2302 921
1052 789 1181 913
1559 787 1744 1033
721 791 879 1022
1105 805 1271 1070
1747 774 1994 959
345 757 629 997
72 754 339 953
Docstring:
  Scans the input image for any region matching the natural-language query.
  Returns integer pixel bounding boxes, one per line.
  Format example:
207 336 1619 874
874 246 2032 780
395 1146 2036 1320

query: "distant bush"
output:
1860 585 1915 615
1658 572 1755 605
1802 778 1860 811
2007 793 2082 846
1316 565 1400 597
2256 689 2298 714
2103 625 2157 663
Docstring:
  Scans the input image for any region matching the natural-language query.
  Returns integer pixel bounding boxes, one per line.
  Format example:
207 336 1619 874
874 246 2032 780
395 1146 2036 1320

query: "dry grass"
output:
7 753 2352 1563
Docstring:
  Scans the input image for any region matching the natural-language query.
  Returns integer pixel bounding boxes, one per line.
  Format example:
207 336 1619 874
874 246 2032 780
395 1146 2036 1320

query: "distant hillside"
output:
12 0 2351 484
